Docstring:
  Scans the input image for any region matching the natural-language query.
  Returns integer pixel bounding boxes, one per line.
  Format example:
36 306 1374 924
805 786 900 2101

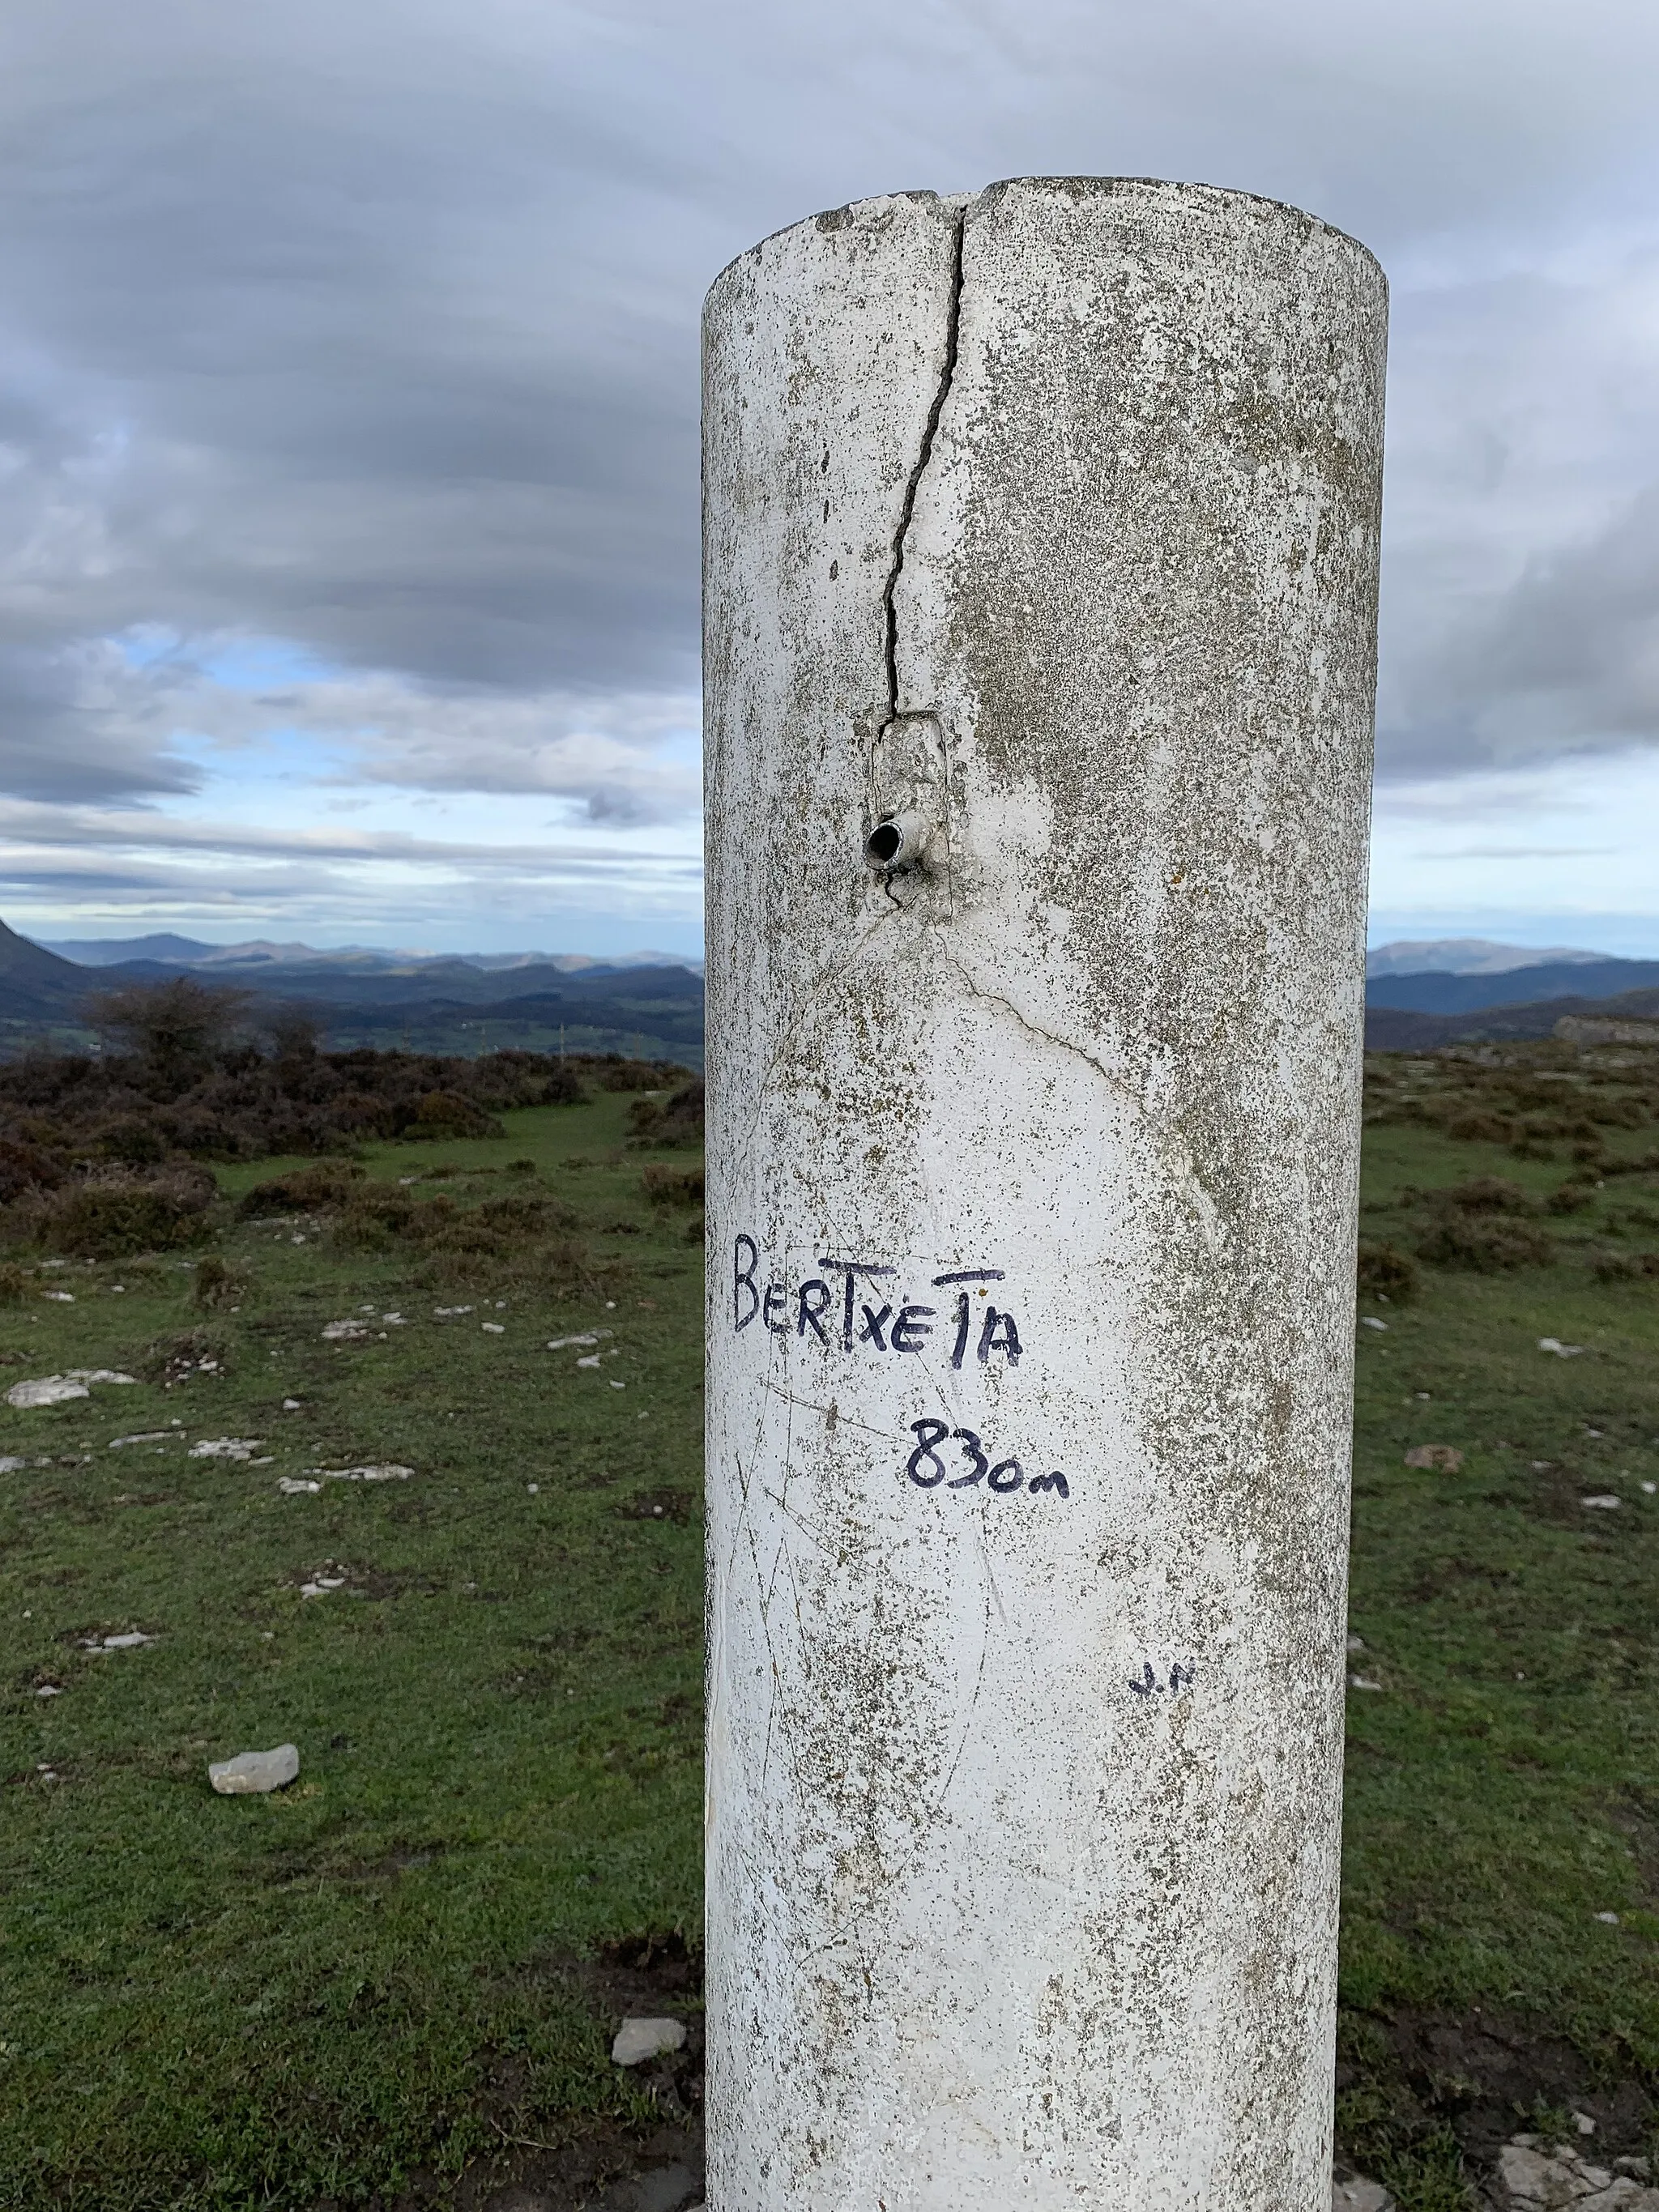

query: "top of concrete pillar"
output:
708 174 1384 305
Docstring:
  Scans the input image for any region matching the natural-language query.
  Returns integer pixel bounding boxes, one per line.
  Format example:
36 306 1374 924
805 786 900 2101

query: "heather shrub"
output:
599 1058 676 1092
642 1163 705 1209
1417 1214 1553 1272
1439 1177 1535 1214
627 1079 705 1149
29 1166 217 1259
194 1254 248 1309
237 1161 365 1216
401 1089 502 1140
1357 1241 1419 1302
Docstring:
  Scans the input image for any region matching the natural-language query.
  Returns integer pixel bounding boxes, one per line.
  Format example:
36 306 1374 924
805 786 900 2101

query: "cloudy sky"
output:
4 0 1659 957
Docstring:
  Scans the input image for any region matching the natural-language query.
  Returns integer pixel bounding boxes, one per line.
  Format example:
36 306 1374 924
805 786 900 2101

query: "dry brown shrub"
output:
237 1161 365 1216
641 1163 705 1208
626 1079 705 1149
599 1059 677 1092
1357 1242 1419 1302
1417 1214 1553 1271
1439 1176 1536 1214
27 1166 218 1259
402 1090 502 1140
194 1254 248 1309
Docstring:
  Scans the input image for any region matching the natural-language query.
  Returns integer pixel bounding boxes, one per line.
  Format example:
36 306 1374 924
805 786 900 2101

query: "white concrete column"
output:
702 177 1387 2212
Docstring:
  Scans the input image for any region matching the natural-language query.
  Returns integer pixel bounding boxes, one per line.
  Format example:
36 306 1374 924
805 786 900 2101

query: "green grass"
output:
4 1042 1659 2209
1340 1049 1659 2202
0 1093 703 2210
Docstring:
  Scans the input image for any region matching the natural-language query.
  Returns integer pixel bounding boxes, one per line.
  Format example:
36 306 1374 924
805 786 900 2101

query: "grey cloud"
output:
2 0 1659 821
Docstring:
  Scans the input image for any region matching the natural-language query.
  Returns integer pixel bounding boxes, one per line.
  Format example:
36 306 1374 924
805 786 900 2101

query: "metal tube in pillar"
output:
702 177 1388 2212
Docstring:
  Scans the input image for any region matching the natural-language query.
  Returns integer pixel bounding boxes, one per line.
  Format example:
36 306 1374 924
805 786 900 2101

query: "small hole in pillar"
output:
866 822 903 867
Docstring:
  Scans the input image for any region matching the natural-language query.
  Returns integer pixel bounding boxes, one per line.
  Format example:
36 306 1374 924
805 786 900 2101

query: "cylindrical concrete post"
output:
703 177 1386 2210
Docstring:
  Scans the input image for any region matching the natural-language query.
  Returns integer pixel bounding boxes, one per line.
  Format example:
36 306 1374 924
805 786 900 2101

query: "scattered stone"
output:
42 1289 75 1302
1405 1445 1464 1471
0 1455 26 1473
611 2017 687 2066
322 1319 372 1342
1495 2133 1659 2207
434 1305 474 1317
1538 1337 1586 1357
208 1744 299 1794
307 1464 413 1484
1359 1316 1388 1331
548 1330 610 1350
1576 2112 1598 2136
481 1322 505 1334
527 1482 539 1494
81 1631 153 1651
1349 1675 1383 1691
109 1432 173 1449
278 1477 322 1495
300 1576 346 1597
7 1370 136 1409
1333 2181 1394 2212
576 1353 602 1369
1597 1911 1622 1924
282 1398 302 1410
35 1683 62 1698
1346 1633 1366 1653
1582 1494 1624 1511
189 1438 265 1460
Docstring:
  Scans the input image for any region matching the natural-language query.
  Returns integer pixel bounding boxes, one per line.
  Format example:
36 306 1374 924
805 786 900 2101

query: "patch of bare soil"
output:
1339 2002 1655 2176
307 1937 704 2212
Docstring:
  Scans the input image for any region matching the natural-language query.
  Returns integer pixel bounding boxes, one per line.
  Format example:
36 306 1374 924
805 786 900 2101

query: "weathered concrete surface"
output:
703 177 1387 2210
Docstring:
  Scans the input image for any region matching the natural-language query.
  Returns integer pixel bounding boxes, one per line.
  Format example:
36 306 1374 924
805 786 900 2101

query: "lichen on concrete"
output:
703 177 1387 2211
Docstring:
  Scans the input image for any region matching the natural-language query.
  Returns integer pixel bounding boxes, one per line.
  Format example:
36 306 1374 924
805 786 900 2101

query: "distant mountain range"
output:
0 917 706 1065
33 931 703 976
6 918 1656 1068
1366 959 1659 1014
1365 937 1608 976
1366 984 1659 1052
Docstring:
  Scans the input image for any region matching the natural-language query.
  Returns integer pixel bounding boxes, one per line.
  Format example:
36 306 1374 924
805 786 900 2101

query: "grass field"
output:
1 1090 706 2211
3 1043 1659 2210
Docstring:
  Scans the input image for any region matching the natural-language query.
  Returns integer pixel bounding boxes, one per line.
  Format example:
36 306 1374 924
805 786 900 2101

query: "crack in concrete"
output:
939 944 1226 1252
880 207 965 731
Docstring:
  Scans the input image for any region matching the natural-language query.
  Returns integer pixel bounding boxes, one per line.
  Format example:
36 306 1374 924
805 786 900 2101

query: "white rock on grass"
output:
109 1432 173 1449
549 1330 611 1351
1495 2134 1659 2208
322 1319 372 1342
611 2017 687 2066
81 1631 153 1651
1359 1316 1388 1331
7 1370 136 1409
278 1477 322 1495
481 1322 505 1334
208 1744 300 1794
0 1455 26 1473
300 1576 345 1598
1333 2182 1395 2212
1582 1494 1624 1511
306 1464 413 1484
189 1438 265 1460
43 1289 75 1302
1537 1337 1586 1357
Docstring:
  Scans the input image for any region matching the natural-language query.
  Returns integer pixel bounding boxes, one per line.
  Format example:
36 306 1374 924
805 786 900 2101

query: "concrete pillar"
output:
702 177 1387 2211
